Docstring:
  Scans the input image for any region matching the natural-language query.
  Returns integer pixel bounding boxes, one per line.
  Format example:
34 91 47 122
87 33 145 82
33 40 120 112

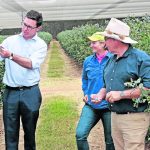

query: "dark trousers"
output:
3 85 42 150
76 104 115 150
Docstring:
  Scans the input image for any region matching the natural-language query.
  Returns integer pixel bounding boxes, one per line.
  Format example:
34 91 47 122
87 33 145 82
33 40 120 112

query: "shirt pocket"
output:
126 58 139 81
86 66 100 79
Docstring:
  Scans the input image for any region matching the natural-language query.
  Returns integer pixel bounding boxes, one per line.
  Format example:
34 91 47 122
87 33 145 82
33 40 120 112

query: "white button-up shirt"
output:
0 33 47 87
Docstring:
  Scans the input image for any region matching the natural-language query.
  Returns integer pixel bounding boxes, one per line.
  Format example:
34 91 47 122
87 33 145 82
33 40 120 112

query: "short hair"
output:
26 10 43 27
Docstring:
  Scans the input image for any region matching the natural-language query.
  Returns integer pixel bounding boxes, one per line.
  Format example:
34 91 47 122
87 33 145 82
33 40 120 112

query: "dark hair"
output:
26 10 43 27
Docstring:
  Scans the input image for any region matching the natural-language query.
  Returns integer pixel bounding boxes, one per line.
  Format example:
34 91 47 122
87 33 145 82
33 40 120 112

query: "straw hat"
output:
88 32 105 42
100 18 137 44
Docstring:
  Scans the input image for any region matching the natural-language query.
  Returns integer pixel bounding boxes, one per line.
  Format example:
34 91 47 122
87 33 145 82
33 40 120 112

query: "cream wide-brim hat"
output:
100 18 138 44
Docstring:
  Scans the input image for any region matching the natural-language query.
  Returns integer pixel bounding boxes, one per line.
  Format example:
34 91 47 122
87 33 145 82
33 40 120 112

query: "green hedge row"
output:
57 24 105 65
38 31 53 45
0 35 6 107
0 31 52 106
123 15 150 54
0 35 6 44
57 15 150 65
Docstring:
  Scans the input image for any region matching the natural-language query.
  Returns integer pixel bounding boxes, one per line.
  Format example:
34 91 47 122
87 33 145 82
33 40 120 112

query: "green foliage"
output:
38 31 53 45
146 128 150 143
57 24 105 64
0 61 5 108
0 36 6 108
123 15 150 54
0 35 6 43
124 78 150 112
48 41 65 78
57 15 150 65
36 96 78 150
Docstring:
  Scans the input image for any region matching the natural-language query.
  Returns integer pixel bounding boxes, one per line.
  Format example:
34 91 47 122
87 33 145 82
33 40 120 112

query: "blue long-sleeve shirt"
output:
82 52 112 109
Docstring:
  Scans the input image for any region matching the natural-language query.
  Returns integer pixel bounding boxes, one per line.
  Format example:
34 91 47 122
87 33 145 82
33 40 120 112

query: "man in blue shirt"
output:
0 10 47 150
76 33 114 150
91 18 150 150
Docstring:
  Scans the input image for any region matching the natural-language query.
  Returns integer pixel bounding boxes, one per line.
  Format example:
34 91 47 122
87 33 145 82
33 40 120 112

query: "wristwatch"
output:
9 53 14 60
120 91 125 97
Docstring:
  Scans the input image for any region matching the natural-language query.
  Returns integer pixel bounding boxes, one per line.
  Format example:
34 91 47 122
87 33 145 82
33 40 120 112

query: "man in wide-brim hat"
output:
91 18 150 150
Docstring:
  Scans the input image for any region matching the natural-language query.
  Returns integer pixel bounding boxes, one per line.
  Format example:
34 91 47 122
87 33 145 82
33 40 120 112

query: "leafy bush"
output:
0 36 6 107
38 31 53 45
0 35 6 44
123 15 150 54
0 61 5 107
57 15 150 64
57 24 105 64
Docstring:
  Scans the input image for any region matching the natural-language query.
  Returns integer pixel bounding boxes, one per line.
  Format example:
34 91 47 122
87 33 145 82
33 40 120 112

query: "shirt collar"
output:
113 45 133 59
19 33 38 41
123 45 133 57
93 51 112 59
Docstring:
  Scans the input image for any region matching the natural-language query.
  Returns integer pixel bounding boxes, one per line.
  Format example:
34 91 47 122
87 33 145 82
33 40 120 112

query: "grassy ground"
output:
36 40 81 150
47 42 64 78
36 96 78 150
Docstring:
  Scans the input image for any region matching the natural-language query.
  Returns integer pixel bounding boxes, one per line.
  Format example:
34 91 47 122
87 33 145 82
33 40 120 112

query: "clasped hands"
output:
91 91 121 104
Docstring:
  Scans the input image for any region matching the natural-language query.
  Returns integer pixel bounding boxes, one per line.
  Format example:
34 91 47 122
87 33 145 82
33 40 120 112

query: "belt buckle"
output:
116 112 129 115
18 86 24 90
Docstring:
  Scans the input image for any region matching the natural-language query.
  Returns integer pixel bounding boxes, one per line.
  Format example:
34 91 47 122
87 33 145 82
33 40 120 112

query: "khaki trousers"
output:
111 112 150 150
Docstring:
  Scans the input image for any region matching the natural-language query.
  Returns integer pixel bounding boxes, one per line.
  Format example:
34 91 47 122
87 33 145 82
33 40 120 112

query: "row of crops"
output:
57 15 150 65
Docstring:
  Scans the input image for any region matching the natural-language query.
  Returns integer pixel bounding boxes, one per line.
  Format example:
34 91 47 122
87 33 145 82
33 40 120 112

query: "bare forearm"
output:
12 53 32 69
120 88 141 99
120 87 150 99
0 47 32 69
98 88 106 99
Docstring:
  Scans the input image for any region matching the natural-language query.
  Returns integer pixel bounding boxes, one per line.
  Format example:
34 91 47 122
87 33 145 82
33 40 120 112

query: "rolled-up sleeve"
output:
139 53 150 88
0 56 4 61
30 42 47 69
0 39 8 61
82 60 88 95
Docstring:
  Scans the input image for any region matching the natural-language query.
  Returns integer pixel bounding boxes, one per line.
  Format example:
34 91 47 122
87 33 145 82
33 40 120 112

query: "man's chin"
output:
23 34 30 40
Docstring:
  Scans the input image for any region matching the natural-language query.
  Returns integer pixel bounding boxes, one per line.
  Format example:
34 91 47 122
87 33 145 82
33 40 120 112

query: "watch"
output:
120 91 125 97
9 53 14 60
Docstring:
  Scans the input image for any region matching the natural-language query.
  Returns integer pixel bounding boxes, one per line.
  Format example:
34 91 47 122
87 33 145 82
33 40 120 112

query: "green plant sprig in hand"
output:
124 78 150 112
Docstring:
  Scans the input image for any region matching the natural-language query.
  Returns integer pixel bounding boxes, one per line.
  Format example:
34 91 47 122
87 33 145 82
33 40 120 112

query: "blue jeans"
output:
76 104 115 150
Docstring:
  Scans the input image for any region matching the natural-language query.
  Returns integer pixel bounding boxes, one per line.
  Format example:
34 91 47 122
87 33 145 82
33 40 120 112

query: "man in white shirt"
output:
0 10 47 150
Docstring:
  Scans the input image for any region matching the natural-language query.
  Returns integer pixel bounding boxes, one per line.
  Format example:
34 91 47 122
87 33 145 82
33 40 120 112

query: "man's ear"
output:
103 43 108 50
37 26 42 32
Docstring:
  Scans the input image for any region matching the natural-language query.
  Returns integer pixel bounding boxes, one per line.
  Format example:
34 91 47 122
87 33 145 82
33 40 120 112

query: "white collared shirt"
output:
0 33 47 87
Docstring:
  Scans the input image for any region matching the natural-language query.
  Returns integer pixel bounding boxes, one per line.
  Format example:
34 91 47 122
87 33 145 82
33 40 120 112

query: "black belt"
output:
115 112 135 115
6 84 38 91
